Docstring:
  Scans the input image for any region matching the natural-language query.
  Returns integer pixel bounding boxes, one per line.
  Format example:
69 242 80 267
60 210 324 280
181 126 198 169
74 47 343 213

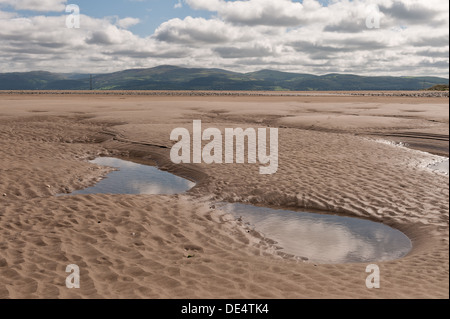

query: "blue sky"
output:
0 0 448 76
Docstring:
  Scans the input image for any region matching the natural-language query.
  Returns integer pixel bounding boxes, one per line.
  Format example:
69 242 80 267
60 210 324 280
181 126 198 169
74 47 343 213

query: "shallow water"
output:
68 157 196 195
67 157 412 264
429 159 449 174
219 203 412 264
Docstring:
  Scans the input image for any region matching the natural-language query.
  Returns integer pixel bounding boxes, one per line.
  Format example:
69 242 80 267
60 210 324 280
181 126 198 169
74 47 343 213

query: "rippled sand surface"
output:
0 92 448 298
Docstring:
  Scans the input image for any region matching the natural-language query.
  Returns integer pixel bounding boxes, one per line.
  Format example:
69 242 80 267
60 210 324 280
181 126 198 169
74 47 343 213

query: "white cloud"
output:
155 17 252 44
0 0 448 77
186 0 308 26
174 0 183 9
0 8 15 18
117 17 141 29
0 0 67 12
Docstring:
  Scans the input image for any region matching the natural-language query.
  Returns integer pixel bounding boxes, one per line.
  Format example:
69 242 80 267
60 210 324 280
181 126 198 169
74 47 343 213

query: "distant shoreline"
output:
1 90 448 98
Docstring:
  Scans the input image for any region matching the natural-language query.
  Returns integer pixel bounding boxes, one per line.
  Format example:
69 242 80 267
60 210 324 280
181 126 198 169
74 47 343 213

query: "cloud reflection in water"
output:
70 157 195 195
220 203 412 264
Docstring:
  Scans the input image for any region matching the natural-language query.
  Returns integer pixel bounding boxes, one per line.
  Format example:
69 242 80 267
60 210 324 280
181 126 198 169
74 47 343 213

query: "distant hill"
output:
0 71 90 90
0 66 448 91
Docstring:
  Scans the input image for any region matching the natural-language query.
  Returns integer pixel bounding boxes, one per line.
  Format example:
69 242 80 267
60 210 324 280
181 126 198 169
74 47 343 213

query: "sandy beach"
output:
0 92 448 299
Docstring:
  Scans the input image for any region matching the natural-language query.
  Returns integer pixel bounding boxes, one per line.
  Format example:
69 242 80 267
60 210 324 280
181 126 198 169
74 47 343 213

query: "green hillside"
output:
0 66 448 91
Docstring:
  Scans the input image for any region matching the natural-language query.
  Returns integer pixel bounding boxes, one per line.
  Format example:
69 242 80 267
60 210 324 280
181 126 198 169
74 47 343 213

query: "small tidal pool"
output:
219 203 412 264
68 157 196 195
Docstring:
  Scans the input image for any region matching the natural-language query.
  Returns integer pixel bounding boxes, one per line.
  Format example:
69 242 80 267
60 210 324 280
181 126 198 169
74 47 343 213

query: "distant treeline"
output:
426 84 449 91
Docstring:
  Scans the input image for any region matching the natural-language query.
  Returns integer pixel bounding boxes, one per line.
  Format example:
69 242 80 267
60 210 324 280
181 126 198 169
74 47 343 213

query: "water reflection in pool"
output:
66 157 412 264
219 203 412 264
69 157 196 195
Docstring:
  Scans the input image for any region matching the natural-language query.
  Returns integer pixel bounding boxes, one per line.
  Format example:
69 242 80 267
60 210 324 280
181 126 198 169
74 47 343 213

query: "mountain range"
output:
0 65 448 91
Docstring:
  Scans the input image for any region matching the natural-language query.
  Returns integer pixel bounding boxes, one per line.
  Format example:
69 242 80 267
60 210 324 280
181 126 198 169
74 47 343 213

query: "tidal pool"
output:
219 203 412 264
68 157 196 195
67 157 412 264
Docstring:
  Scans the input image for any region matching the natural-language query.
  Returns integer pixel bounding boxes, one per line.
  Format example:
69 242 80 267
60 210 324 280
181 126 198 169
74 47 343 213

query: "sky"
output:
0 0 448 77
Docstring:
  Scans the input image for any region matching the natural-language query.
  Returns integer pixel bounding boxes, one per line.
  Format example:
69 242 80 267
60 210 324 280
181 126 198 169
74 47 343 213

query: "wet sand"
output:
0 92 448 299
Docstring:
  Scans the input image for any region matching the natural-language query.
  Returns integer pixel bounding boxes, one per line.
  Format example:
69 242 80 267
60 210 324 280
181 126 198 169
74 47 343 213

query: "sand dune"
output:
0 93 448 299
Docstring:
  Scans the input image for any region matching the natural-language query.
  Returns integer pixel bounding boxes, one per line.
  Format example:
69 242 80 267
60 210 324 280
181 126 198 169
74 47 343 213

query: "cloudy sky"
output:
0 0 448 77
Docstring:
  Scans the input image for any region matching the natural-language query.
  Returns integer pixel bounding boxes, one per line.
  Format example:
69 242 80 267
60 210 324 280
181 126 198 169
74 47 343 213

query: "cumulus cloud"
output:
117 17 140 29
186 0 307 26
0 12 163 72
0 0 448 77
214 43 278 59
155 17 242 44
379 1 441 23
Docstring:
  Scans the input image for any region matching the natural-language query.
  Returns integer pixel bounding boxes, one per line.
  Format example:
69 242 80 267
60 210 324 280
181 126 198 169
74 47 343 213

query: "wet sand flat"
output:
0 92 448 299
